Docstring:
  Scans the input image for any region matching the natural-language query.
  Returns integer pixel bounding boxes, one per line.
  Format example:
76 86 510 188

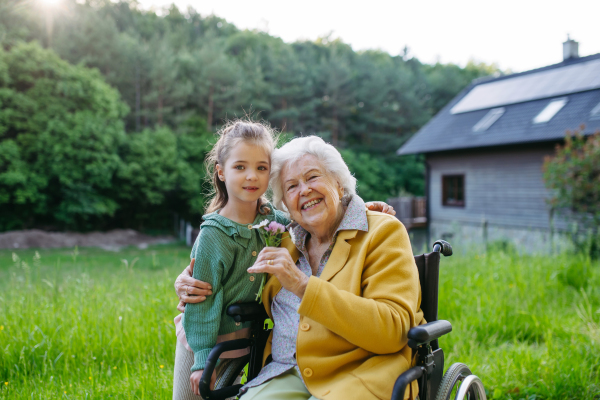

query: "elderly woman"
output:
176 136 423 400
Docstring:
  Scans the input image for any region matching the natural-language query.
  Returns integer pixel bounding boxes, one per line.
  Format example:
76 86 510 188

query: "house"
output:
397 38 600 252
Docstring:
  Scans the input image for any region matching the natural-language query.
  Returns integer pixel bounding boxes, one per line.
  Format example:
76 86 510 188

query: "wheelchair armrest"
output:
407 320 452 349
199 339 251 400
226 303 268 323
391 366 425 400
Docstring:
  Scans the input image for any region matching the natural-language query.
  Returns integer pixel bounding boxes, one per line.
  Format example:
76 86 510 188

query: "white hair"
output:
270 136 357 211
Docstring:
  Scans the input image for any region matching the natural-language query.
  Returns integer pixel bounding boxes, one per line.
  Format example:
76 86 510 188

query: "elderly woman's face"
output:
281 155 343 234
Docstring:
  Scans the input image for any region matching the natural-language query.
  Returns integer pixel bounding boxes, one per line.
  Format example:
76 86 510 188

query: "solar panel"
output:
472 107 505 132
451 58 600 114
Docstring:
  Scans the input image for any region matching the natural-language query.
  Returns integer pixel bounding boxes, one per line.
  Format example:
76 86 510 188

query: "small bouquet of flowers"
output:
252 220 290 300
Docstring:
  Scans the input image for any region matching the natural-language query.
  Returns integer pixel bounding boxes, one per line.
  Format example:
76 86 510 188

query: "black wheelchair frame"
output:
198 240 486 400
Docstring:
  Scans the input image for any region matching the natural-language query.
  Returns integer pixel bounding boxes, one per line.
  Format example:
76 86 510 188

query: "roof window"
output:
533 98 568 124
590 101 600 120
472 107 505 132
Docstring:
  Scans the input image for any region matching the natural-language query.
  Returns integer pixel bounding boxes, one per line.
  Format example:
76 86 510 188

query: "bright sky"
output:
136 0 600 73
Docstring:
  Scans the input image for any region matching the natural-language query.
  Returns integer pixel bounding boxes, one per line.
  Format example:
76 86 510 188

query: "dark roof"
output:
398 53 600 155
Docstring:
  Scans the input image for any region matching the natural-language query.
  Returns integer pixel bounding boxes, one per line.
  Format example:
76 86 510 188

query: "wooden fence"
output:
386 196 427 230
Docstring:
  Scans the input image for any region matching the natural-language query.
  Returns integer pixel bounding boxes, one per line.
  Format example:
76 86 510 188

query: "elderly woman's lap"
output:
240 369 319 400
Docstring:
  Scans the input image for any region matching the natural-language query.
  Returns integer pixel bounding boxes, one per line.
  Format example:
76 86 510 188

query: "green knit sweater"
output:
182 205 290 372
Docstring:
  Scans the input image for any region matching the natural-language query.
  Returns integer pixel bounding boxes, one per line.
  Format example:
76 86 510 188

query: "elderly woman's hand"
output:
247 247 309 299
174 259 213 312
365 201 396 216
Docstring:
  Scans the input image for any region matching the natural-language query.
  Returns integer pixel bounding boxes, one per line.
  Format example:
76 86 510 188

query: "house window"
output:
472 107 505 132
590 101 600 120
533 97 568 124
442 175 465 207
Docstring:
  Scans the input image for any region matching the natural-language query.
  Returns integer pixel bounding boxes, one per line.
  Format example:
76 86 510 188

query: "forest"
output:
0 0 499 231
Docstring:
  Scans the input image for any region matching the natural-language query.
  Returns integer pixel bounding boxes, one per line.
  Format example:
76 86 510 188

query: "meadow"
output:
0 244 599 399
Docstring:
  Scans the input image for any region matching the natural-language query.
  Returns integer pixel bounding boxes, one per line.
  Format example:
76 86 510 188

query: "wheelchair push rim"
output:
435 362 482 400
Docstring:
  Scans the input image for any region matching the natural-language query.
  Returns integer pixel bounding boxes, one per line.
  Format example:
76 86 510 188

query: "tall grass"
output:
0 245 599 399
0 245 187 399
440 250 600 399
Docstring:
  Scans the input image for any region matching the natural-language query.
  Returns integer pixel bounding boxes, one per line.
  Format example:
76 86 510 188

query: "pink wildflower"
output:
266 221 286 234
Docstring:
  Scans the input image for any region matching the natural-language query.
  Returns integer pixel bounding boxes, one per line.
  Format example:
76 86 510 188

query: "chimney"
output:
563 35 579 61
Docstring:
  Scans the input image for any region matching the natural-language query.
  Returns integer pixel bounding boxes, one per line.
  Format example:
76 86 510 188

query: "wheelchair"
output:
198 240 486 400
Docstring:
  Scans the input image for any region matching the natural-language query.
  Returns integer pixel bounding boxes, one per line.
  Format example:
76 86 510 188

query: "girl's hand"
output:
366 201 396 216
247 247 309 299
175 259 213 312
190 369 216 396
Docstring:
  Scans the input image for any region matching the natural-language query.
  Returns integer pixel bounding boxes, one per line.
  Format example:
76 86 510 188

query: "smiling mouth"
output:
301 199 323 210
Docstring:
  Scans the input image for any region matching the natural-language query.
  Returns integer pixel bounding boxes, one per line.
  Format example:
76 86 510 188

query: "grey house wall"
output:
427 144 570 253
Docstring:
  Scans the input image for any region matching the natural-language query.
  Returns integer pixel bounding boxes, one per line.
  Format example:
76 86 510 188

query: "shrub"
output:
543 127 600 257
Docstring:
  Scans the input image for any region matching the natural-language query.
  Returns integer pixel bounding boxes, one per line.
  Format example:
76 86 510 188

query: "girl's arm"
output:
182 227 231 372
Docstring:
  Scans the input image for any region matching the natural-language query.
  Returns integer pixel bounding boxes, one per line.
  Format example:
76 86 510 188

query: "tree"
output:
0 41 128 230
0 0 494 230
115 126 179 229
340 149 424 202
143 34 192 128
314 39 356 147
170 117 214 224
0 0 42 47
182 36 242 131
543 126 600 254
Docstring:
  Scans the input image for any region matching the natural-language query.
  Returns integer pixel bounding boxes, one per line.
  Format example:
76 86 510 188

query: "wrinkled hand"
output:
247 247 309 299
190 369 216 396
175 259 213 313
366 201 396 216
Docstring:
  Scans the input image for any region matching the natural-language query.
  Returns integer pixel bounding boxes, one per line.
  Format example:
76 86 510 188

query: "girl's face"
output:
216 142 271 207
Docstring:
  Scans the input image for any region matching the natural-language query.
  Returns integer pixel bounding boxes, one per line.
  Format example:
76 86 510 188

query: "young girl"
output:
172 119 395 399
173 119 289 400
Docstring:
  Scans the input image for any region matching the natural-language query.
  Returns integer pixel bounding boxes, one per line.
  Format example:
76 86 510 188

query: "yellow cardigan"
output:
260 210 424 400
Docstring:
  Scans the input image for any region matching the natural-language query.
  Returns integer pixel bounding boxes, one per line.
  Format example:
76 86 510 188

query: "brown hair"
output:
205 119 278 215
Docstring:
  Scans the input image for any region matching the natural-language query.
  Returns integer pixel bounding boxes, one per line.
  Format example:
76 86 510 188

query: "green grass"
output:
0 244 599 399
0 244 188 399
440 251 600 399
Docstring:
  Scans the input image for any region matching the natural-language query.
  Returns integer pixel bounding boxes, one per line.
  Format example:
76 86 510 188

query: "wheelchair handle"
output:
226 303 268 323
199 338 251 400
433 240 453 257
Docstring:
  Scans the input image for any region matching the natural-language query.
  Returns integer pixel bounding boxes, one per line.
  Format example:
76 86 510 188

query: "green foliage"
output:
543 127 600 255
115 127 178 229
171 117 214 224
0 1 499 231
340 149 424 200
0 42 214 231
543 128 600 218
0 246 598 399
0 42 127 230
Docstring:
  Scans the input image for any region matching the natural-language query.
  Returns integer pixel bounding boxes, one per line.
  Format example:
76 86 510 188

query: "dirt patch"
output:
0 229 176 251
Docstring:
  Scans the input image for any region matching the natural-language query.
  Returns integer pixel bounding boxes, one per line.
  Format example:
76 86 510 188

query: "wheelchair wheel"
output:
435 363 472 400
214 355 251 389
